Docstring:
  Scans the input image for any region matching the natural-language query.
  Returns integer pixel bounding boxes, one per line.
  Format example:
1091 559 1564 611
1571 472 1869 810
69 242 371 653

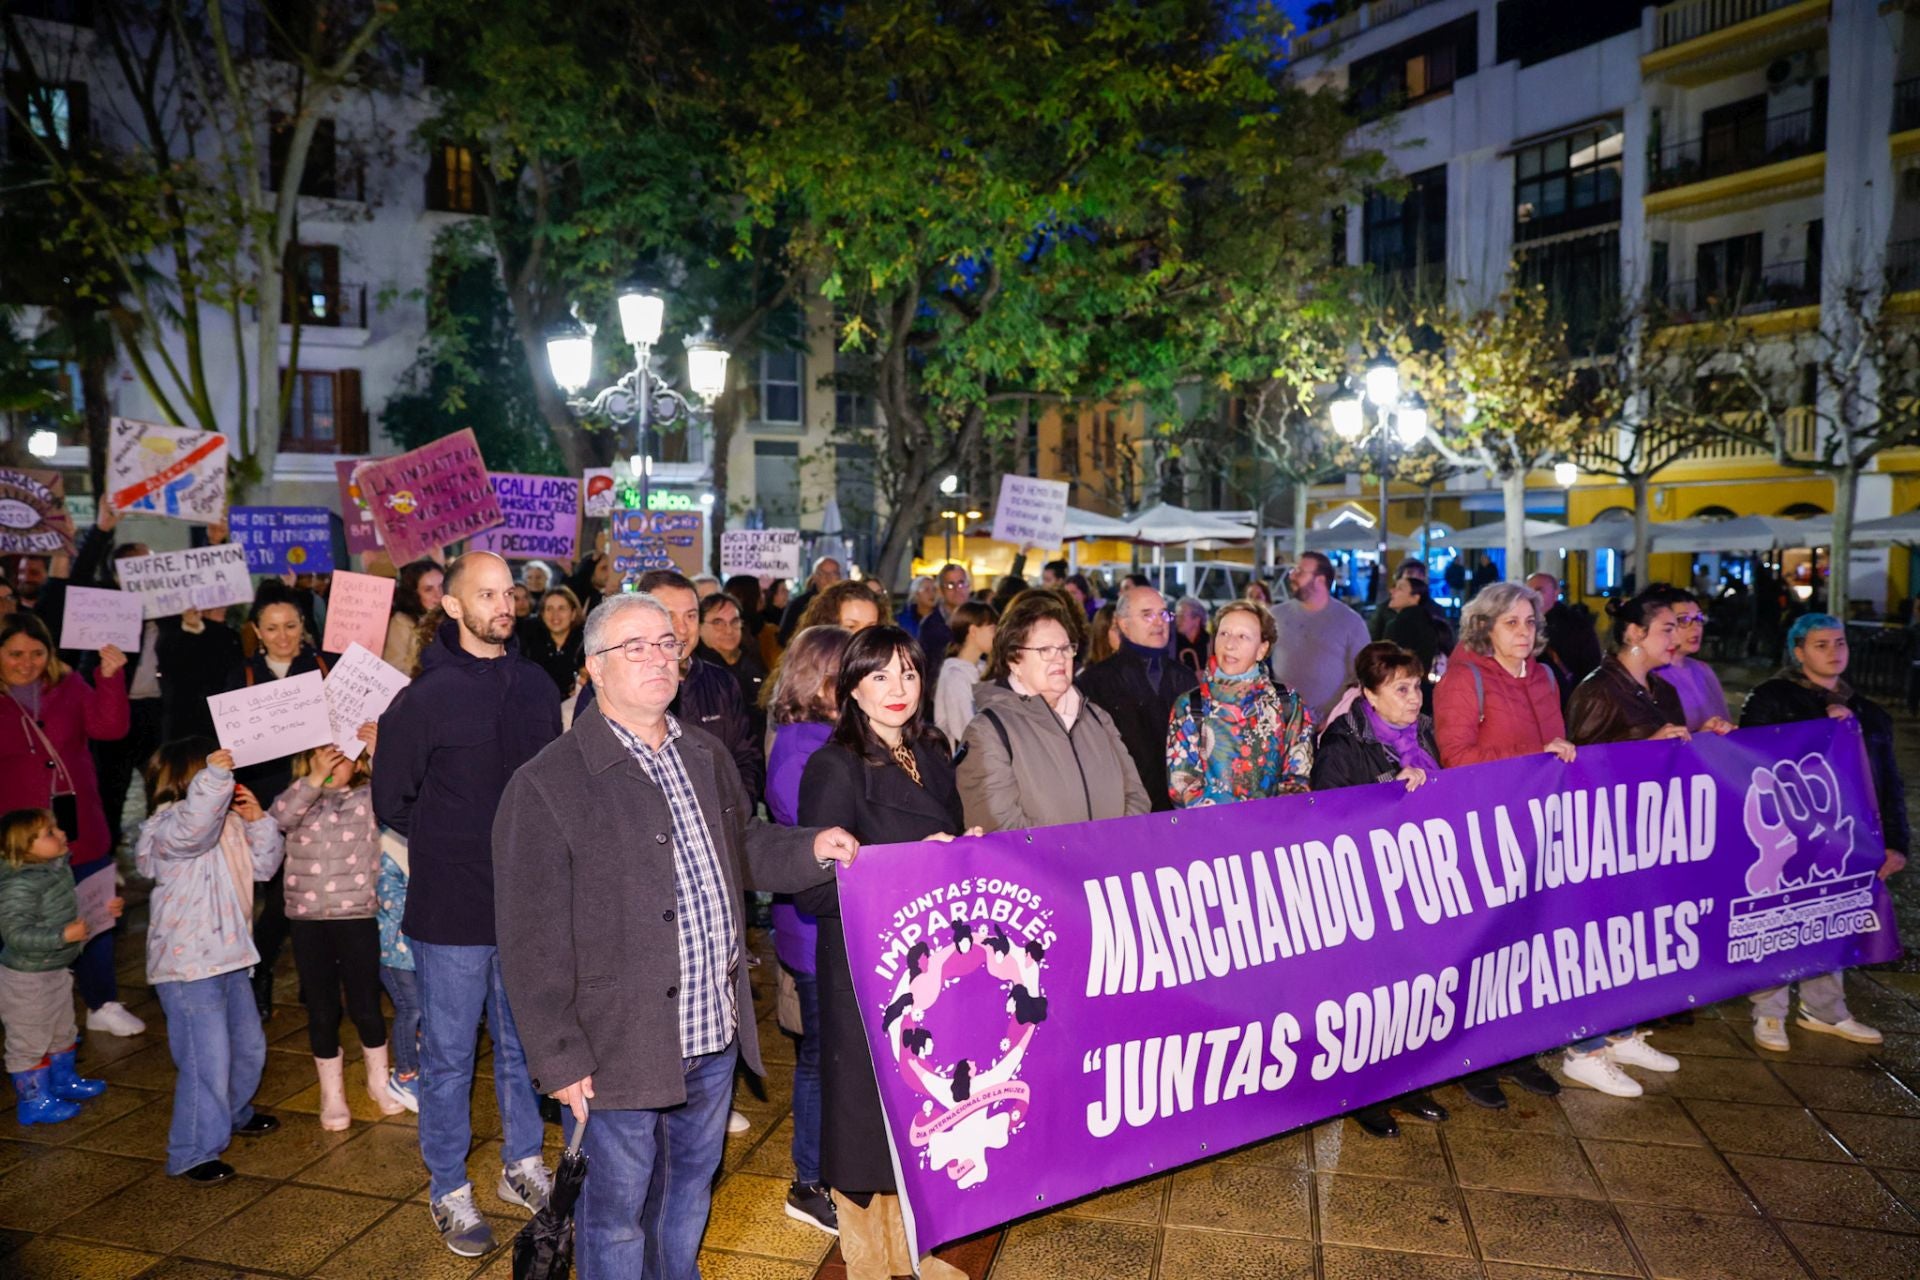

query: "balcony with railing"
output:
1656 260 1819 324
1293 0 1447 58
1677 406 1818 463
283 282 368 330
1648 107 1822 194
1654 0 1806 50
1897 77 1920 135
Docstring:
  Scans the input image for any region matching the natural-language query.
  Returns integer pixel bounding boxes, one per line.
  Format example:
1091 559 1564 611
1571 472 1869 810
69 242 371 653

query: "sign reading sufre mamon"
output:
610 509 703 577
116 544 256 619
989 474 1069 549
354 429 504 564
108 417 228 524
470 473 582 560
0 468 76 557
835 718 1902 1255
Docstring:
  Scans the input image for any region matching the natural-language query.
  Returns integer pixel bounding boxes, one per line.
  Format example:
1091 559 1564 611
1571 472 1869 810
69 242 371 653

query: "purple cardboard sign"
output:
334 459 381 555
470 473 581 560
355 430 503 564
834 718 1901 1253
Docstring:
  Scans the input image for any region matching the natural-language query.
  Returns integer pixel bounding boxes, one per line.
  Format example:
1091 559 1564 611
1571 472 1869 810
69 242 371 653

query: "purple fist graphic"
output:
1742 754 1859 895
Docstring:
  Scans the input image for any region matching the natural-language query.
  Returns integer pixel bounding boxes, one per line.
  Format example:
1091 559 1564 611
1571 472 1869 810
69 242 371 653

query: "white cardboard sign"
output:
108 416 228 524
322 643 410 760
116 544 255 619
60 586 145 652
990 475 1070 549
720 529 802 580
207 670 333 769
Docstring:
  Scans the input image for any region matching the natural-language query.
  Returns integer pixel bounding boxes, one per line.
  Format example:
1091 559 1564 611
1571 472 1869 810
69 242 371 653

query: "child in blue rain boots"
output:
0 809 120 1124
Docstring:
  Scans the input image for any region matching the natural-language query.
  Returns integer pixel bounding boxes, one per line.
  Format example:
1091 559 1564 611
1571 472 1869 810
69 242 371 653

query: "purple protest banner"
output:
355 429 503 565
470 473 581 560
833 718 1901 1253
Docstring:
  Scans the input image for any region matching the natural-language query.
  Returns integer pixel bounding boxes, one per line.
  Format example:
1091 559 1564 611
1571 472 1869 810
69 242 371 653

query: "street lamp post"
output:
545 287 730 514
1329 355 1426 605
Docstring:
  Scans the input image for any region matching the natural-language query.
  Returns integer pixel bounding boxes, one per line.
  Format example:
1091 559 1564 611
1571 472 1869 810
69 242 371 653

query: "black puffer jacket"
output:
574 654 764 806
375 619 561 945
1740 673 1911 855
1311 699 1440 791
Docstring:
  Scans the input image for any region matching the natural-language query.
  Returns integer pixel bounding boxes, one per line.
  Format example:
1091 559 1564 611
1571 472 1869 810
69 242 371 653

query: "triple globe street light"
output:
544 287 730 513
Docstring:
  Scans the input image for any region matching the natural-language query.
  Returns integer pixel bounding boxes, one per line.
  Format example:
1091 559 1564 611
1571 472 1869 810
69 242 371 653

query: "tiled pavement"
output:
6 664 1920 1279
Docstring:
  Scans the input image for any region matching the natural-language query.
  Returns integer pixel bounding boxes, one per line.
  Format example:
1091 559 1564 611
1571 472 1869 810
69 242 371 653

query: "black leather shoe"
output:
1501 1059 1562 1098
232 1113 279 1138
181 1159 235 1185
1399 1091 1449 1123
1462 1078 1508 1110
1353 1106 1399 1138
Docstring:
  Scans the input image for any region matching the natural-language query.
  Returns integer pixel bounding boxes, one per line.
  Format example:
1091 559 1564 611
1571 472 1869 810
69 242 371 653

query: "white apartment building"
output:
1291 0 1920 605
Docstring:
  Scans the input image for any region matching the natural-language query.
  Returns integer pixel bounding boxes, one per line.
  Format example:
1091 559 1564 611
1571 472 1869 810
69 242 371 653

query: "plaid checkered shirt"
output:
605 712 739 1058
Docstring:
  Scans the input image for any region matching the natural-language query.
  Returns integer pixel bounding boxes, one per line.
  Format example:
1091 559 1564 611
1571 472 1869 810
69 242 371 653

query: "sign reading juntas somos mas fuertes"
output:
833 717 1902 1254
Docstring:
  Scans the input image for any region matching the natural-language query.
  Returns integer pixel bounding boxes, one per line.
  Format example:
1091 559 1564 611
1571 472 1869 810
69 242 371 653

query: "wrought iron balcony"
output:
1648 106 1821 193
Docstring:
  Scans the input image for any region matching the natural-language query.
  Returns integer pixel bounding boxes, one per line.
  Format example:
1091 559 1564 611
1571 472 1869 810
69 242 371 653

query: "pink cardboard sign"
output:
321 570 396 660
334 459 382 555
354 430 503 564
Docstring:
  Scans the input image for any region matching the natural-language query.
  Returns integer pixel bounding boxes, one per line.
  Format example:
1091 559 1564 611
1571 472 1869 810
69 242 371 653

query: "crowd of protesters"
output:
0 515 1909 1280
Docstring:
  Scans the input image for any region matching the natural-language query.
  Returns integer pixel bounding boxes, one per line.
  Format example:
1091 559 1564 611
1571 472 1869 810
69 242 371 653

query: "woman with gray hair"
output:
1431 580 1576 768
1428 579 1572 1111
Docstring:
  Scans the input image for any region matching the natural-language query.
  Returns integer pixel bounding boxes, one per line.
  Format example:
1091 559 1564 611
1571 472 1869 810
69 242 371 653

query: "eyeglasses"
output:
1673 614 1706 626
940 579 969 592
593 637 685 663
1129 610 1174 623
1016 644 1076 661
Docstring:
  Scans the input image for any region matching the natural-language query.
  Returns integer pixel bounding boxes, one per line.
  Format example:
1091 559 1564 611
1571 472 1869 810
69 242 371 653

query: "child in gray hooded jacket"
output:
137 741 284 1183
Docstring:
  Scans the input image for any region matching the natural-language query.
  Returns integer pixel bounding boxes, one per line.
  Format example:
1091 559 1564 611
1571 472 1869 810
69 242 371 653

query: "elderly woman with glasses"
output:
956 591 1149 831
1652 587 1728 731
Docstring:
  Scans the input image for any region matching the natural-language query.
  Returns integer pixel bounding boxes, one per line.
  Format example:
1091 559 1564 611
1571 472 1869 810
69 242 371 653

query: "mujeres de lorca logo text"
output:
871 877 1057 1189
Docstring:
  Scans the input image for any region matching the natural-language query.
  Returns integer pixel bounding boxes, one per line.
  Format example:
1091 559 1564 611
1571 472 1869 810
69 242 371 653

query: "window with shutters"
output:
426 141 478 213
281 369 368 453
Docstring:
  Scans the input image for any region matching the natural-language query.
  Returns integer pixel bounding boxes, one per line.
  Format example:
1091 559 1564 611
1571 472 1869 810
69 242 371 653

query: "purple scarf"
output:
1362 700 1440 775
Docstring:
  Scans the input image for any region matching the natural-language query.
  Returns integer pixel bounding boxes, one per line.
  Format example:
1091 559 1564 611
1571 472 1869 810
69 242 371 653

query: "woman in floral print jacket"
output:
1165 601 1313 806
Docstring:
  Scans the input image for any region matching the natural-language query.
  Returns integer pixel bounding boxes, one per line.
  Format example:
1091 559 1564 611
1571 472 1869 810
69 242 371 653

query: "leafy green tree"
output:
382 244 563 475
737 0 1374 585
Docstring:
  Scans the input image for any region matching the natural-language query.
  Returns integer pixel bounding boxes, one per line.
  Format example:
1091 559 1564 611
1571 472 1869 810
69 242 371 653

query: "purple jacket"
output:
766 721 832 974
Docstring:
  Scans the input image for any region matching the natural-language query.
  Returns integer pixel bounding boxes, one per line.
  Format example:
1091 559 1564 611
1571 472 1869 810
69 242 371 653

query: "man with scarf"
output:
1738 612 1906 1054
1075 586 1198 812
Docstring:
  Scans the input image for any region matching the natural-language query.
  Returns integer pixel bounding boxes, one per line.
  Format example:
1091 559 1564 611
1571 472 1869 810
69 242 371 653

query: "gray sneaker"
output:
497 1155 553 1215
430 1185 495 1257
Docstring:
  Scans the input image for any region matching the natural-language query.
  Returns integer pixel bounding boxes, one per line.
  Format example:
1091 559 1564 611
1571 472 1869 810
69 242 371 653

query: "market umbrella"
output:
1649 514 1822 553
1438 519 1566 550
513 1108 591 1280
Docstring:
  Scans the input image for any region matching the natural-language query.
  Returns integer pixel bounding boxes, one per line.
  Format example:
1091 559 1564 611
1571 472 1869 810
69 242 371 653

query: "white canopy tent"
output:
1295 525 1419 553
1526 513 1639 552
1121 502 1259 545
1649 515 1823 553
1442 519 1567 551
1834 512 1920 545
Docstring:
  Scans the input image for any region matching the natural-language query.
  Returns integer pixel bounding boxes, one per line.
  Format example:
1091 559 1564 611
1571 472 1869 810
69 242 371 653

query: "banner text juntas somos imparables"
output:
832 717 1903 1252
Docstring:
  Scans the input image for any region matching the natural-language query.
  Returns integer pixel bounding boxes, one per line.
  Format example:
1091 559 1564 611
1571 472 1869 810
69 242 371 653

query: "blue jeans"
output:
413 940 544 1201
380 965 421 1077
564 1041 737 1280
155 970 265 1175
789 968 821 1185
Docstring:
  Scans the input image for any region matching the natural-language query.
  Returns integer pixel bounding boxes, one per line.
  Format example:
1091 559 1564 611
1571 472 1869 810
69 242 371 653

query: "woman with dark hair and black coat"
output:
795 626 973 1280
1309 641 1449 1139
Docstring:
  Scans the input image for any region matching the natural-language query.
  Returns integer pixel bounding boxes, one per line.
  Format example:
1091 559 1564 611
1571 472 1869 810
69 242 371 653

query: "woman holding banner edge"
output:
1560 586 1732 1097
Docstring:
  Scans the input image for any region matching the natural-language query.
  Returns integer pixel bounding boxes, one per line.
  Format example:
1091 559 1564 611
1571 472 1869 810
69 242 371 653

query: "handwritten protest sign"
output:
208 670 333 769
334 459 382 554
0 468 76 557
720 529 801 580
117 544 254 619
989 475 1069 549
323 643 410 759
354 429 503 564
470 473 581 560
582 467 618 518
230 506 335 575
108 417 227 524
75 870 116 942
322 570 395 659
610 509 703 577
60 586 144 652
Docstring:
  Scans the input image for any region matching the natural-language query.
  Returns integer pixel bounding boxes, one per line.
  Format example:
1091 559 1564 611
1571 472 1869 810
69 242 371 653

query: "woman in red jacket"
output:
1429 580 1573 1110
0 611 138 1035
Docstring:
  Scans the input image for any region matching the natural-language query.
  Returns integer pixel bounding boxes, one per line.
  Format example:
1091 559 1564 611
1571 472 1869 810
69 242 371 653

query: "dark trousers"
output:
252 869 290 996
69 857 118 1011
93 696 162 854
289 919 386 1058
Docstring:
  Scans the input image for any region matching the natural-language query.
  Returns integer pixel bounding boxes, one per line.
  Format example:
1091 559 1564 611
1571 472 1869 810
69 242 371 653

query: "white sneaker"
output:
1797 1013 1883 1044
86 1002 146 1037
1563 1051 1643 1098
1606 1033 1679 1073
727 1109 751 1134
1753 1017 1791 1052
